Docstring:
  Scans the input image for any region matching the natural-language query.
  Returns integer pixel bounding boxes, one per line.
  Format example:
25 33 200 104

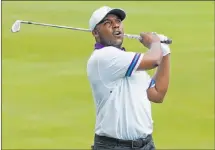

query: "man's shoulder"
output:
95 46 121 54
102 46 125 53
87 47 119 78
89 47 121 60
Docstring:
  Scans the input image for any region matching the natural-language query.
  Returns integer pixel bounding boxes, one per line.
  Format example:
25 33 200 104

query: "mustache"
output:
113 30 123 35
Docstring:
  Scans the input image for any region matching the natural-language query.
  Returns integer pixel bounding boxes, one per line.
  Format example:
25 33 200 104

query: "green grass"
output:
2 1 214 149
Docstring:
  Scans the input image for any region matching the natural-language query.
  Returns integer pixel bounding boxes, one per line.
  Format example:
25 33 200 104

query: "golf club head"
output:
11 20 22 33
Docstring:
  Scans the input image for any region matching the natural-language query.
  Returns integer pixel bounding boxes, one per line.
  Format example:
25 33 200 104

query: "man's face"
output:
93 14 124 48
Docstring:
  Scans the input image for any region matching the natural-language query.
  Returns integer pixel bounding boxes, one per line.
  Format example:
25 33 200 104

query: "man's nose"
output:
113 21 120 28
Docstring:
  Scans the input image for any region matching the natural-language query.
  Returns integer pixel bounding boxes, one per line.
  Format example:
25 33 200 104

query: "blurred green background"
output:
2 1 214 149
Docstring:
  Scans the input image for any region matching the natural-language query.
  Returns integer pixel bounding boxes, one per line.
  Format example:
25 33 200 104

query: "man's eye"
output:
116 19 121 23
104 21 111 25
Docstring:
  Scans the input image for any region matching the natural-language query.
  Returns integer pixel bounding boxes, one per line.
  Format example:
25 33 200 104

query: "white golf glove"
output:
157 34 171 56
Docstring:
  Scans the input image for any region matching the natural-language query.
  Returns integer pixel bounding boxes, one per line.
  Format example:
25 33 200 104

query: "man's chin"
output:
116 39 123 45
113 39 123 48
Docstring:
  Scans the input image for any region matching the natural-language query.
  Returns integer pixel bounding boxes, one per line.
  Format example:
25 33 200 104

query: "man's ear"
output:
92 29 99 38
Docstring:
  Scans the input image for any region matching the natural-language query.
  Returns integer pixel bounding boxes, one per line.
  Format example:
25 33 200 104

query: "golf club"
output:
11 20 172 44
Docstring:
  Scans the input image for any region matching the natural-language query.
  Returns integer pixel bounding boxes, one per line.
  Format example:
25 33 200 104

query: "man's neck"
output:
94 42 125 51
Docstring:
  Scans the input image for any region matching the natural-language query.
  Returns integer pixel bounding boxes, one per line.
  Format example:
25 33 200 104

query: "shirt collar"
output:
94 42 126 51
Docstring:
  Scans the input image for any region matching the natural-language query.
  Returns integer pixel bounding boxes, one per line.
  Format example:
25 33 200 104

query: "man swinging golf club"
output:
87 6 171 150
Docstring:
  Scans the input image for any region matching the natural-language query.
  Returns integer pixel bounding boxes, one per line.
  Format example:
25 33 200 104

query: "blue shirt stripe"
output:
148 79 156 89
125 53 141 77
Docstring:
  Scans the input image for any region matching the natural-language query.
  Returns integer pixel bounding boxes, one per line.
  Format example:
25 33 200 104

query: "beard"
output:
98 33 123 48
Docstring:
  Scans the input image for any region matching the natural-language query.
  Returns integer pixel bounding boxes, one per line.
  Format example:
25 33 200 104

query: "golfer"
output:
87 6 171 150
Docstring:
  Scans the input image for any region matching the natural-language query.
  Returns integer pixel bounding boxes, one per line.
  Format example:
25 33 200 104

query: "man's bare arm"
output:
136 32 163 71
147 54 170 103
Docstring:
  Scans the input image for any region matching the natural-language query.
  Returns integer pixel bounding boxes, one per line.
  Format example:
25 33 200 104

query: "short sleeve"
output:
148 78 156 88
97 46 143 80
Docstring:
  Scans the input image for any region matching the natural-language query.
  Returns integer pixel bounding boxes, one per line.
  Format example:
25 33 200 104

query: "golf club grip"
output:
125 34 172 44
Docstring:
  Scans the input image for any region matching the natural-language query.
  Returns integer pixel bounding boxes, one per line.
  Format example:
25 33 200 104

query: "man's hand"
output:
139 32 160 49
161 44 171 56
157 34 171 56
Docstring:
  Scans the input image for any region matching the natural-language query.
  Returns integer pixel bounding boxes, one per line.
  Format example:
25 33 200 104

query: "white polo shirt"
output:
87 45 154 140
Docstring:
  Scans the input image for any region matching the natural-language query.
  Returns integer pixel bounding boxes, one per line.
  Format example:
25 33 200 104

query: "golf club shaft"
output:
20 21 172 44
21 21 91 32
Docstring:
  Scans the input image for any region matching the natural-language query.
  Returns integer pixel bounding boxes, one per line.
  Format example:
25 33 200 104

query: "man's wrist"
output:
149 42 161 50
161 43 171 56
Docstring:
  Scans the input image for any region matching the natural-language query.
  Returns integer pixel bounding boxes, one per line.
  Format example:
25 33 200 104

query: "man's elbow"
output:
155 97 164 103
147 87 168 103
148 91 167 103
149 96 164 103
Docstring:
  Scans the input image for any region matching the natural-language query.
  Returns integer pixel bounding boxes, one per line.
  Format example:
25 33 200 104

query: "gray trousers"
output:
92 134 156 150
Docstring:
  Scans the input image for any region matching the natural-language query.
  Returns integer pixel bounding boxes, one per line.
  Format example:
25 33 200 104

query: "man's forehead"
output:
95 13 122 29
